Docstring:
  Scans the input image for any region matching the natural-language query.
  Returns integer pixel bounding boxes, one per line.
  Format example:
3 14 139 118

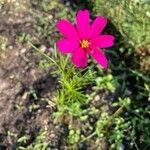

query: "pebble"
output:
50 133 56 138
22 92 28 100
40 45 47 52
94 95 100 101
9 75 15 79
8 45 13 49
20 48 26 54
0 79 9 92
48 15 53 20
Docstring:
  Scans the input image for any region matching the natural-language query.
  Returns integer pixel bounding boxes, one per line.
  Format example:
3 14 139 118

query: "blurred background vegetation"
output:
94 0 150 73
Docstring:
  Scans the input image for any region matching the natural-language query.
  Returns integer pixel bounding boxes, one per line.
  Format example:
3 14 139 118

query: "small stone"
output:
48 15 53 20
40 45 47 52
22 92 28 100
94 95 100 101
20 48 26 54
0 79 9 92
50 133 56 138
15 2 19 6
9 75 15 79
30 69 36 80
43 119 48 125
8 45 13 49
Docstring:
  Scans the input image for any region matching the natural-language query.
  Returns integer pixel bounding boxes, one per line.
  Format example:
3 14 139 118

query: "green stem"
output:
28 41 57 65
81 132 96 143
111 106 123 120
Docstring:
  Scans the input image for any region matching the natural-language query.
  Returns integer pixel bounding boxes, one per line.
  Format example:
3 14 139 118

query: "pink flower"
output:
56 10 114 68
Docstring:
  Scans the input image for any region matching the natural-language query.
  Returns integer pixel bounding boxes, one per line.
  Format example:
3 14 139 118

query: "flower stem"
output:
28 41 57 65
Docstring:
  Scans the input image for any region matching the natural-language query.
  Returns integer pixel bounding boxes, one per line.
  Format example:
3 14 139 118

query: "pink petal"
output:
56 19 79 40
89 16 107 38
76 10 90 39
71 48 88 68
57 39 79 54
89 47 108 68
91 35 115 48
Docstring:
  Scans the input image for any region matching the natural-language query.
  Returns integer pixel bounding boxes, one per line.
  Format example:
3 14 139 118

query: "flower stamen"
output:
80 40 90 48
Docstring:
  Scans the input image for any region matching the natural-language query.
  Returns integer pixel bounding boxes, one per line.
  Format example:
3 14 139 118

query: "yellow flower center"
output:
80 40 90 48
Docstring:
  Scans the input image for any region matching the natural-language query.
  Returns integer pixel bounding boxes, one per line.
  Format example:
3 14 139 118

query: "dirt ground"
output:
0 1 62 149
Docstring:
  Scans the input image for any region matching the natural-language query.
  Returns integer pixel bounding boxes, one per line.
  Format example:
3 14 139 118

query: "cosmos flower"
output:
56 9 114 68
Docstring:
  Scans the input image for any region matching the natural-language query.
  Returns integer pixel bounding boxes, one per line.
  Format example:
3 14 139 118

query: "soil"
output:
0 1 61 149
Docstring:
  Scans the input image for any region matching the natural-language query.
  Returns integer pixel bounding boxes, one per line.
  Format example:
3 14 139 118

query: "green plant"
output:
93 0 150 72
109 117 126 150
29 13 150 148
17 33 33 43
28 86 40 112
0 35 8 51
31 43 97 121
68 125 81 146
17 130 49 150
94 74 117 92
0 0 4 9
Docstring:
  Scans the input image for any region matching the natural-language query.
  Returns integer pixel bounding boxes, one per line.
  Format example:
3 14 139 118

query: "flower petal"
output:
76 10 90 39
90 47 108 68
89 16 107 38
71 48 88 68
91 35 115 48
56 19 79 40
57 39 79 54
